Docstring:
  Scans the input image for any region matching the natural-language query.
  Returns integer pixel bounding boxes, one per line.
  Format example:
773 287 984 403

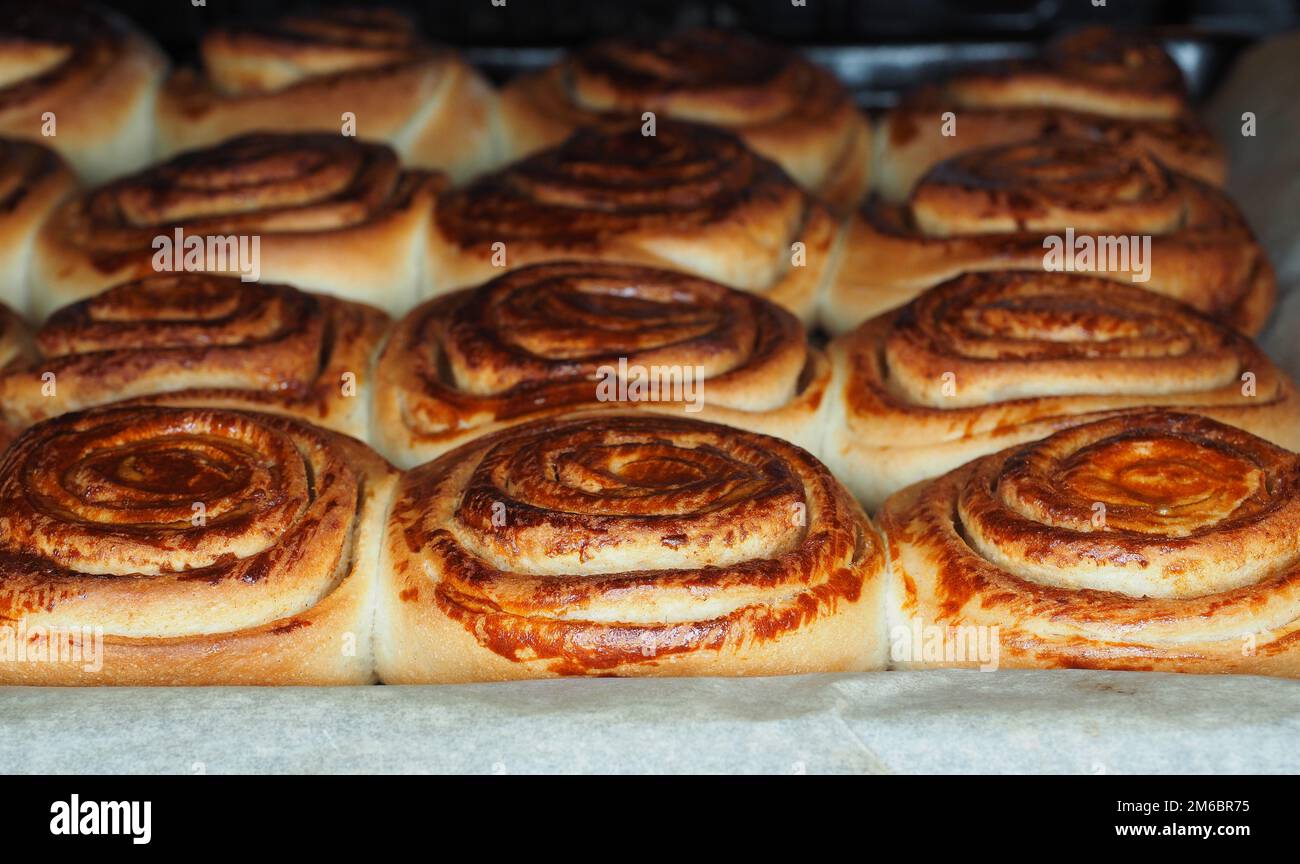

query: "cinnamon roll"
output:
0 274 389 441
880 411 1300 676
877 27 1225 202
0 405 397 685
828 139 1274 335
429 120 838 324
498 28 871 211
0 302 33 449
826 271 1300 510
0 138 76 315
157 7 500 182
377 413 886 682
29 132 442 319
373 262 828 467
0 2 166 183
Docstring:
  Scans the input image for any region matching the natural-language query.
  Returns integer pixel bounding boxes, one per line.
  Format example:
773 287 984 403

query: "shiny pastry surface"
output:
881 411 1300 674
379 413 886 681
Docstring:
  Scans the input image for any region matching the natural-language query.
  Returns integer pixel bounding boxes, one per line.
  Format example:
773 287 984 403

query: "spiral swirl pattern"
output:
374 262 827 466
33 132 441 317
430 120 835 322
378 413 885 681
881 411 1300 674
826 271 1299 509
157 8 499 180
0 274 388 439
0 405 390 634
498 28 871 209
830 138 1274 335
877 26 1224 201
0 2 165 183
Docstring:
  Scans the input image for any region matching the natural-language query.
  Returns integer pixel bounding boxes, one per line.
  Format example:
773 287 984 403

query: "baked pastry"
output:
880 411 1300 676
157 7 500 183
373 261 829 467
428 120 838 324
826 271 1300 510
0 138 77 315
876 27 1225 201
29 132 442 320
0 302 34 449
376 413 886 682
0 2 166 183
498 28 871 211
0 405 397 685
829 139 1274 335
0 274 389 441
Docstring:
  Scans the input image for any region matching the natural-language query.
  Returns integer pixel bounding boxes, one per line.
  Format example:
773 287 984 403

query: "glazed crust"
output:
30 132 443 320
0 274 390 441
879 411 1300 675
428 120 838 325
498 28 871 211
373 261 829 467
829 139 1274 335
825 272 1300 510
0 2 166 184
377 412 887 683
875 27 1225 201
157 7 500 182
0 406 398 685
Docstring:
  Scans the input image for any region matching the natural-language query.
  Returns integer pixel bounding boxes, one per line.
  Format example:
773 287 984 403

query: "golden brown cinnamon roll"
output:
0 138 76 315
880 411 1300 675
829 139 1274 335
377 413 885 682
429 120 837 324
0 2 166 183
826 271 1300 510
0 274 389 440
498 28 871 211
373 261 828 467
877 27 1225 201
29 132 441 319
157 7 500 182
0 405 397 685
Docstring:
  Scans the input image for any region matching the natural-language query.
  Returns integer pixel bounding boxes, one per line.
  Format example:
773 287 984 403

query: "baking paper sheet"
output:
3 32 1300 776
2 671 1297 774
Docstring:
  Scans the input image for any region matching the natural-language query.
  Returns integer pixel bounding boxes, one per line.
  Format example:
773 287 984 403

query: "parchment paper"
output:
2 671 1297 774
4 33 1300 777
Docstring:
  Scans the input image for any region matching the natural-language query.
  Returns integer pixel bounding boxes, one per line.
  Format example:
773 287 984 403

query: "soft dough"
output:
880 411 1300 676
0 405 397 685
372 261 829 467
376 412 887 683
824 271 1300 510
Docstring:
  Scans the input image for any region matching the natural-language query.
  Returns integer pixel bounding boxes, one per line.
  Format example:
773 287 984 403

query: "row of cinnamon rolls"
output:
0 5 1222 201
3 400 1297 683
0 121 1273 335
0 261 1298 683
4 264 1295 486
0 7 1266 329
